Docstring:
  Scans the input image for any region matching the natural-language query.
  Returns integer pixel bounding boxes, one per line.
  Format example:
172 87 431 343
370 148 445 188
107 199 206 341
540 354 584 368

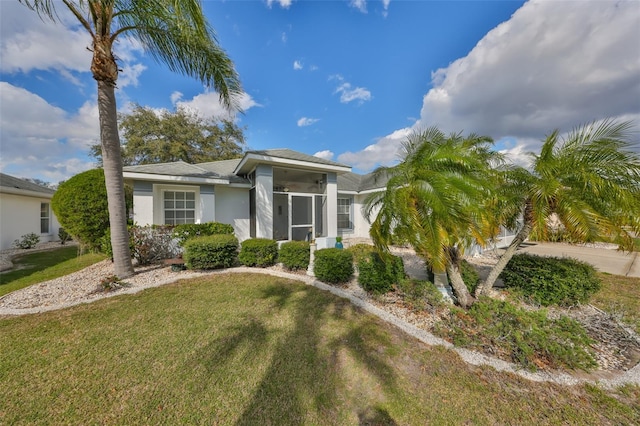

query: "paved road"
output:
515 242 640 278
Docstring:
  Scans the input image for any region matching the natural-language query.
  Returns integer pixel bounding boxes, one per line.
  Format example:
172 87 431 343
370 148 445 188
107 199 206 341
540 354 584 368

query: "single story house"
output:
123 148 516 249
0 173 61 250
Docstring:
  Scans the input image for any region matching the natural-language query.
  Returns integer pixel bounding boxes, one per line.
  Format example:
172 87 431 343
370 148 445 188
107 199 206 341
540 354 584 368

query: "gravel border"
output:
1 260 638 389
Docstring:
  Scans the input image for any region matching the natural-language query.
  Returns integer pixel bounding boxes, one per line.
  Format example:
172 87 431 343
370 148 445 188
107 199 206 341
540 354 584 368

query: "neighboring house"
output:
123 148 516 249
0 173 61 250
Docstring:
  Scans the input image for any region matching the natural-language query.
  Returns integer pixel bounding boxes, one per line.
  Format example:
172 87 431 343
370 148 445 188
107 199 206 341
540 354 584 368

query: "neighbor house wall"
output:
0 193 60 250
214 186 250 241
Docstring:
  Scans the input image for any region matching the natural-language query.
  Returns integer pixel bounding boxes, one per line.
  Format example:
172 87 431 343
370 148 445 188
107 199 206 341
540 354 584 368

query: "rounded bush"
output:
183 234 238 270
239 238 278 267
357 252 405 294
314 248 353 284
279 241 310 270
51 169 111 251
500 253 602 306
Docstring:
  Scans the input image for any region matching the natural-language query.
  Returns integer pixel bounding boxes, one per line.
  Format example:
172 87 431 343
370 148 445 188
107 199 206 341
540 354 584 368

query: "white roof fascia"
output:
234 153 351 175
357 188 385 195
0 187 54 199
123 171 229 185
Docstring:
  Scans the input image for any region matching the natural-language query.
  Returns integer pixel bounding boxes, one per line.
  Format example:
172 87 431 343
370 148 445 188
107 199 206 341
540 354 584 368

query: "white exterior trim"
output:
123 171 228 185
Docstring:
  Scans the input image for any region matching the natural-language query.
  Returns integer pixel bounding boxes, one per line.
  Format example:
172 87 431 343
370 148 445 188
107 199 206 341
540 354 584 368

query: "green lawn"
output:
591 273 640 334
1 273 637 425
0 246 106 297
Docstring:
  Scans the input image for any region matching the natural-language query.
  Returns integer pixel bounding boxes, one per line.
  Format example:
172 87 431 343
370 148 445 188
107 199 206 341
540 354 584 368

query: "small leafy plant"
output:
99 275 129 292
13 233 40 249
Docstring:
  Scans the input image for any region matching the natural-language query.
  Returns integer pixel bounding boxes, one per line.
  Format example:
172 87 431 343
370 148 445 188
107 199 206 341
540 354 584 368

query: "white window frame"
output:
40 202 50 234
162 189 197 226
337 196 353 231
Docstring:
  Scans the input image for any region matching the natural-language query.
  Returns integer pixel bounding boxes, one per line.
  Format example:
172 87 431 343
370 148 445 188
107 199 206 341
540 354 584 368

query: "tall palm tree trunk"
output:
97 79 134 278
476 201 533 296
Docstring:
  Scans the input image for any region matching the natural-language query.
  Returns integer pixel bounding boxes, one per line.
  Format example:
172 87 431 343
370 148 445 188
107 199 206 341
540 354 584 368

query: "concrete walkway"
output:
515 242 640 278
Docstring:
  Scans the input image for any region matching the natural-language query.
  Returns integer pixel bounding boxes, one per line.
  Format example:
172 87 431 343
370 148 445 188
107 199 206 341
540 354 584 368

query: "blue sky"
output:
1 0 639 184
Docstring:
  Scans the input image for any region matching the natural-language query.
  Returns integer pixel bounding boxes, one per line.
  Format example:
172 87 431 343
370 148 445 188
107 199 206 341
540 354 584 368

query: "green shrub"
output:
460 260 480 294
99 228 135 261
183 234 238 270
238 238 278 267
58 228 72 245
397 279 443 310
357 252 405 294
172 222 234 246
346 243 376 266
314 248 353 284
130 225 179 265
500 254 602 306
279 241 310 270
12 233 40 249
437 297 597 371
52 169 131 251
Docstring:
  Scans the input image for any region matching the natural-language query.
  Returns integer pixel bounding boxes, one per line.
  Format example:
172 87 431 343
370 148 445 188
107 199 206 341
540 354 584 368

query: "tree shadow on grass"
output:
231 282 400 425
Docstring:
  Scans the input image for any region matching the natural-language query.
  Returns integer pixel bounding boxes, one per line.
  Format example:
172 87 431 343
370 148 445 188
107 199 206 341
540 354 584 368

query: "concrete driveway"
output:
515 242 640 278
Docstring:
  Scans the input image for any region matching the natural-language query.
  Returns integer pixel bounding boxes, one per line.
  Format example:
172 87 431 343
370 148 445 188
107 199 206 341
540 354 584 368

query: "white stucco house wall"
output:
123 149 389 248
123 148 517 250
0 173 61 250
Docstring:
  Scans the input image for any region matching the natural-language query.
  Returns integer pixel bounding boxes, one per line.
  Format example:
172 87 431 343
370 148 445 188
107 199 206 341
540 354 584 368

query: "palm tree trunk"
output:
97 79 134 278
446 262 474 309
476 201 533 296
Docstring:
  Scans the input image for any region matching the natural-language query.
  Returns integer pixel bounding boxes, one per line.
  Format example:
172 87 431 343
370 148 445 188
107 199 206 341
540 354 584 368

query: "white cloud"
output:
0 82 99 182
0 3 91 75
416 0 640 140
338 127 410 171
297 117 320 127
267 0 293 9
339 0 640 172
335 82 372 104
293 60 303 70
1 2 146 88
174 90 261 120
313 150 334 161
350 0 367 13
170 91 183 105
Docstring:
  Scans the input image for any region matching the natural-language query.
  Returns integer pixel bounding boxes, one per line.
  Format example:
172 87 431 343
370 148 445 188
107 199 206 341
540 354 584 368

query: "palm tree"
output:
19 0 242 277
364 128 500 308
476 120 640 296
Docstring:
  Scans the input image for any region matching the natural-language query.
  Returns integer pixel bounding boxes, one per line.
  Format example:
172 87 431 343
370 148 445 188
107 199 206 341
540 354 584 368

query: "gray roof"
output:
246 149 351 169
0 173 55 195
123 160 223 179
122 150 386 192
337 171 389 192
195 158 247 184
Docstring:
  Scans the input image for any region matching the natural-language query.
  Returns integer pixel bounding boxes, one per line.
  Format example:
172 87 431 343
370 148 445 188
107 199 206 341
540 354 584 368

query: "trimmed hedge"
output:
314 248 353 284
279 241 310 271
357 252 405 294
500 253 602 306
183 234 238 270
346 243 376 267
239 238 278 267
172 222 234 245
